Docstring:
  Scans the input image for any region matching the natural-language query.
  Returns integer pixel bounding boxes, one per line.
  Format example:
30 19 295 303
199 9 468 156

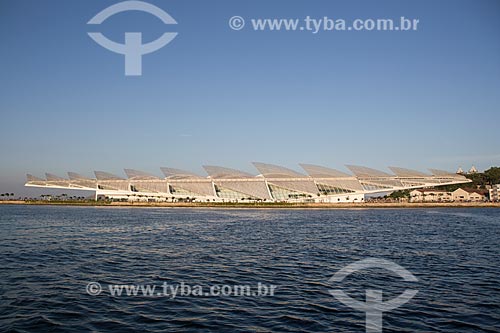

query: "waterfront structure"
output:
489 185 500 202
411 187 488 203
409 189 453 202
452 188 470 202
25 163 471 203
451 188 488 202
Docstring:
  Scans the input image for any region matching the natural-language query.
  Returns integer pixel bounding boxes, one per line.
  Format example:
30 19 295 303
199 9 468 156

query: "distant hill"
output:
439 166 500 191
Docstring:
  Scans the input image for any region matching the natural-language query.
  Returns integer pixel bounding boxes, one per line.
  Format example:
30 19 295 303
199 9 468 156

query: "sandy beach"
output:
1 200 499 209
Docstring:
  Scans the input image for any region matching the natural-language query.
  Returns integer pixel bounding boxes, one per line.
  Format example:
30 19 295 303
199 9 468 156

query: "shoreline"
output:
1 200 499 209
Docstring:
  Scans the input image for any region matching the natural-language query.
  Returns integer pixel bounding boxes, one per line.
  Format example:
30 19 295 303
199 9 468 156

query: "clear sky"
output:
1 0 499 196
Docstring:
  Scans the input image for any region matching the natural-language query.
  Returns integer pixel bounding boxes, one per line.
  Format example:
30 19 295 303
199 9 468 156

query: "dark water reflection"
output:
0 206 499 332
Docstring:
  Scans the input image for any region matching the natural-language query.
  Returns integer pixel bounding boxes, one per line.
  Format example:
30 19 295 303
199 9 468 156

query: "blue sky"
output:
1 0 499 196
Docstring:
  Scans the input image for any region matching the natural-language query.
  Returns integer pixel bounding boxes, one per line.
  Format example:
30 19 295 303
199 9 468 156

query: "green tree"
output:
484 167 500 185
388 190 411 199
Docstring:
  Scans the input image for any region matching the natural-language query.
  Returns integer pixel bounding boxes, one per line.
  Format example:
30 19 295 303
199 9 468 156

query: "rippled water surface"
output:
1 205 499 332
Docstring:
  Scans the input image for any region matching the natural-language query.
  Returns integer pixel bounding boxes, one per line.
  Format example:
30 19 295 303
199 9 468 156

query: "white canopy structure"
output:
25 163 471 203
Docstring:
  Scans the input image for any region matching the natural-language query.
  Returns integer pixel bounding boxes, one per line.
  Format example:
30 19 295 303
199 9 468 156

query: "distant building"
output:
452 188 487 202
410 189 452 202
456 167 464 174
468 165 478 174
489 184 500 202
467 191 486 202
452 188 469 202
410 188 487 202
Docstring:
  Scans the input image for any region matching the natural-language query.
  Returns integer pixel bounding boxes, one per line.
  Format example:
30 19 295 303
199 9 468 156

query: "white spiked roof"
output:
68 172 93 180
45 173 67 181
160 167 204 179
203 165 254 179
388 166 430 178
300 164 351 178
27 174 45 182
252 162 305 178
429 168 465 178
124 169 160 180
94 171 124 180
345 165 393 178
